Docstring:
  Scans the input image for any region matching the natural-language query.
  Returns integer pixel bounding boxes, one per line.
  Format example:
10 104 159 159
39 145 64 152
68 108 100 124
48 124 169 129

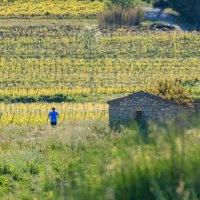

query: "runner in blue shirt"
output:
48 107 59 127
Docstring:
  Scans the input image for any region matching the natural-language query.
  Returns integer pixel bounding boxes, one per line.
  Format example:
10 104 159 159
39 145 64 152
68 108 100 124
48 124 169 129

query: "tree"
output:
173 0 200 24
153 0 200 24
153 0 169 9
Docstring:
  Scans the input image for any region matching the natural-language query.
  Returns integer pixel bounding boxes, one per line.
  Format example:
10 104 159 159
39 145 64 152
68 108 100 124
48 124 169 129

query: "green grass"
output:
0 119 200 199
0 18 97 28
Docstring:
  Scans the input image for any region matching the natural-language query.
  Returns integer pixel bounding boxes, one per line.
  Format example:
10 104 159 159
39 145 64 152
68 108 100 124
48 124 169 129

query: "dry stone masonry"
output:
107 91 193 127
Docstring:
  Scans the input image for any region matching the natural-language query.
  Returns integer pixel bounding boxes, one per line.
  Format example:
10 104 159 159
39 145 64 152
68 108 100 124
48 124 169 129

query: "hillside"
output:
0 1 200 199
0 25 200 124
0 23 199 124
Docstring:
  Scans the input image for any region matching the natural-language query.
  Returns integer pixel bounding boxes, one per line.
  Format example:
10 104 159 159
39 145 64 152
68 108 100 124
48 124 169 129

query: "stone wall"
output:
193 100 200 112
108 92 188 127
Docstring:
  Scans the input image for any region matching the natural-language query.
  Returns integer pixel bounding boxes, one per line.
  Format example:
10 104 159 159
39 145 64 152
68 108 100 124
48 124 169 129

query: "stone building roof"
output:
107 91 175 104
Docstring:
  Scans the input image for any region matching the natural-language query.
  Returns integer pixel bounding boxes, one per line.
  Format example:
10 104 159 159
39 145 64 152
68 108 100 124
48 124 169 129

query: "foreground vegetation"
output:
0 120 200 199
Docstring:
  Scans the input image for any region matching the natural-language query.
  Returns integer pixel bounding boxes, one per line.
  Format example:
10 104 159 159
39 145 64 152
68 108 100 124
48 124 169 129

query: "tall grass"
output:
0 119 200 199
44 122 200 200
98 7 144 28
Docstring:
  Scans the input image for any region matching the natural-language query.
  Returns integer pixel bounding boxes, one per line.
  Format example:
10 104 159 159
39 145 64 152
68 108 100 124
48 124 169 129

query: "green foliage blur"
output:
0 118 200 199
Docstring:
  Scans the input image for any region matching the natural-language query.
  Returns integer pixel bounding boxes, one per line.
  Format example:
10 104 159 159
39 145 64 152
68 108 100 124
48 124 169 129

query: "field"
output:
0 102 108 125
0 1 200 199
0 24 199 125
0 0 104 18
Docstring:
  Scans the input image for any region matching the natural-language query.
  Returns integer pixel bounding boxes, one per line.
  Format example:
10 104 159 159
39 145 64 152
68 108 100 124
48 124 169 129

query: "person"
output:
48 107 59 128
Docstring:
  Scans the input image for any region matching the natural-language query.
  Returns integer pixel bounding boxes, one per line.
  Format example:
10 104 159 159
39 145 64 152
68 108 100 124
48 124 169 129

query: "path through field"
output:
144 7 191 31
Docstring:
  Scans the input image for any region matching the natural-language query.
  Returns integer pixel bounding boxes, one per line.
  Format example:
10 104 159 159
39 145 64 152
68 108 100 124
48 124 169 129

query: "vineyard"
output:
0 2 200 199
0 25 199 124
0 102 108 125
0 0 103 18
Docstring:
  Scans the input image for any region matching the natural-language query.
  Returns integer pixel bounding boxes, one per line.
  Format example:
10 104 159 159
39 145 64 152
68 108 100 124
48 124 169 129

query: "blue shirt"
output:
49 111 59 122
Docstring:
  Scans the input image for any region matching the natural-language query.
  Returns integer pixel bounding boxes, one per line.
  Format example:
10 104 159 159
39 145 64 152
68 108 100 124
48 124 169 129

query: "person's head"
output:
52 107 55 111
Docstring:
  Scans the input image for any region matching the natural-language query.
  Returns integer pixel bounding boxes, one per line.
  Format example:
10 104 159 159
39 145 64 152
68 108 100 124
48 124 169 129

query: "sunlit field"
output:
0 1 199 199
0 27 199 125
0 27 199 102
0 0 104 18
0 102 108 125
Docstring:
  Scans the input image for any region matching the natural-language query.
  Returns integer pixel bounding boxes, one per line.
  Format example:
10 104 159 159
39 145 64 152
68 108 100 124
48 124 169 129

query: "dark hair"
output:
52 107 55 110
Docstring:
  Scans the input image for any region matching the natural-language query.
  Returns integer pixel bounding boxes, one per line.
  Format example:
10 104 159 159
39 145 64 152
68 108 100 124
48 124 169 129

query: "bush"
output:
98 6 144 28
38 94 74 103
151 79 190 103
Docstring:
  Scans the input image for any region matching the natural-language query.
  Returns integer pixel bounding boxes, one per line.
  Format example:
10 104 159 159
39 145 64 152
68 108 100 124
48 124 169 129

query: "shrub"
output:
38 94 74 103
98 6 144 28
151 79 190 103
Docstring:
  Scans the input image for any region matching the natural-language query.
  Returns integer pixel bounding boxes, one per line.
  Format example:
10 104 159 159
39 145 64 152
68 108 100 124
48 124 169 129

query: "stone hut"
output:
107 91 190 127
